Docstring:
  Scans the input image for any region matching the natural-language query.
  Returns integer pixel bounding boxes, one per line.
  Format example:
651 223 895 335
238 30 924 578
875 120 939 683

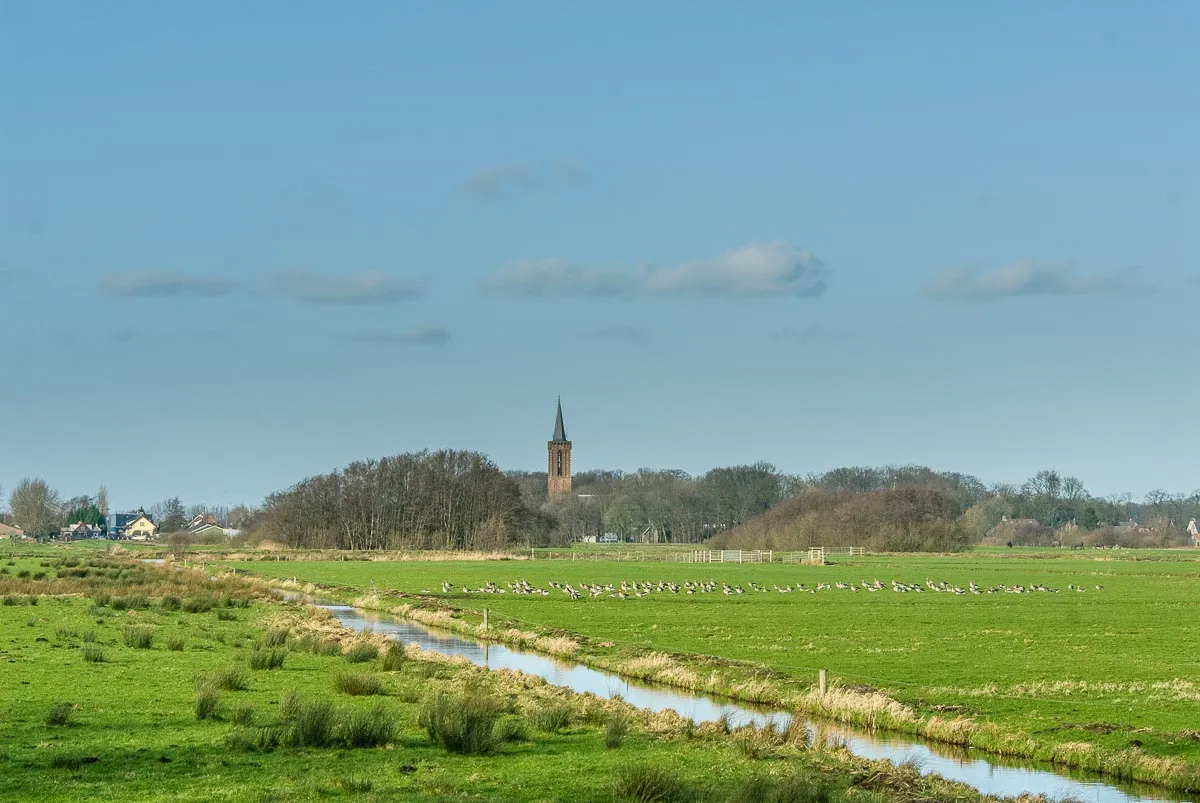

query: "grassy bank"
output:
0 546 1067 802
222 549 1200 793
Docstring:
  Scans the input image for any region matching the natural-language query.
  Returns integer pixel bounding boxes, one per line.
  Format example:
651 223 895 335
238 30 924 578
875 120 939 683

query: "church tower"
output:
547 397 572 497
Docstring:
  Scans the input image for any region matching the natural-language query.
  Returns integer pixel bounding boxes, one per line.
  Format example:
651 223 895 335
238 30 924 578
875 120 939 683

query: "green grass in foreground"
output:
0 549 1011 803
226 550 1200 771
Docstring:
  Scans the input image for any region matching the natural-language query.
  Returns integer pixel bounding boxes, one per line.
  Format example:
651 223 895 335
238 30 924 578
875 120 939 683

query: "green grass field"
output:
224 549 1200 788
0 547 1004 803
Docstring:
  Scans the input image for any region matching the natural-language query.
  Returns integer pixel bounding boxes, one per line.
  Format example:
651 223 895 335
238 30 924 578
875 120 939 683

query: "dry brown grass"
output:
533 635 580 657
924 715 976 746
796 684 918 731
728 678 779 704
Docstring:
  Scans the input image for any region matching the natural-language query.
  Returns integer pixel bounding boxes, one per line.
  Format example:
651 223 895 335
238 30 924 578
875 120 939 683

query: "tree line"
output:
252 450 529 550
509 462 786 544
710 466 1200 552
2 479 252 541
8 460 1199 552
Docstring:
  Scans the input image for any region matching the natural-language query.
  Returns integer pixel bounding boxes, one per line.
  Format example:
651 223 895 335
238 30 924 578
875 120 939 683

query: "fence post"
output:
483 608 489 632
819 669 827 697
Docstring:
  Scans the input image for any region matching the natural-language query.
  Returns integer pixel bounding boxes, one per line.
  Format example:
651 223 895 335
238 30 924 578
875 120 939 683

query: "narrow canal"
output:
324 604 1182 803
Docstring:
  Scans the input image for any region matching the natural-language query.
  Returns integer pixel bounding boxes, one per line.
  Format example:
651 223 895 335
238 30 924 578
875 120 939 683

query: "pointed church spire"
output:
552 396 567 442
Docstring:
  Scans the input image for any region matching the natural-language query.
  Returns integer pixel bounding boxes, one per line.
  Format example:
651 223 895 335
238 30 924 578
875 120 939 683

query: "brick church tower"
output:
547 397 572 497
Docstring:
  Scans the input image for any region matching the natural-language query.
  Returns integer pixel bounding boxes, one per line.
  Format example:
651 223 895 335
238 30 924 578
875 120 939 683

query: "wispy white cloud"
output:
924 261 1155 301
486 258 633 297
460 162 586 198
487 242 829 299
99 270 242 298
272 270 425 305
339 327 451 347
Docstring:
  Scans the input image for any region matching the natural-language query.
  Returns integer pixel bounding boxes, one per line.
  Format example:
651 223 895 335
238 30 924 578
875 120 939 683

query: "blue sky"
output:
1 2 1196 511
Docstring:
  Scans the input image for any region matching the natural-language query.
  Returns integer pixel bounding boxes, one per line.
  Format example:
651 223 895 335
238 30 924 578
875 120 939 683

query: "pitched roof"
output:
552 397 567 442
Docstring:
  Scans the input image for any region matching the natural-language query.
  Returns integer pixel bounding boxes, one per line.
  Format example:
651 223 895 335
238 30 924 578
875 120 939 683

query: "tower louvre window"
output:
556 450 563 476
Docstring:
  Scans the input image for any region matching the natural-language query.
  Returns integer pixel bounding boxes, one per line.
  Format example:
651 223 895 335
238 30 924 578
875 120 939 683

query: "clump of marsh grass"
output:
55 627 79 642
784 716 812 748
380 643 406 671
494 714 529 743
208 665 249 692
285 698 337 748
167 636 186 652
81 644 106 663
604 712 630 749
122 626 154 649
280 689 302 720
612 763 683 803
194 683 221 721
110 595 148 611
215 608 237 621
733 721 786 760
262 628 289 647
418 691 505 755
248 647 287 670
45 702 76 727
182 598 214 614
344 642 378 664
334 670 386 696
337 702 395 748
529 701 574 733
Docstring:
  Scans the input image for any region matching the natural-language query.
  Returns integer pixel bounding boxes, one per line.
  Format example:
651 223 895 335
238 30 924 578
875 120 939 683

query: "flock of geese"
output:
435 578 1104 601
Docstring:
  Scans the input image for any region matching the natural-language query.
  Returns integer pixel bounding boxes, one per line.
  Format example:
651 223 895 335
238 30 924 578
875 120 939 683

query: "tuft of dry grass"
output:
924 715 976 746
798 683 917 731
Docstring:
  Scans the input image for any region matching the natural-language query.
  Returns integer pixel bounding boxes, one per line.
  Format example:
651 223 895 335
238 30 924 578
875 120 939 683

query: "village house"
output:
187 513 219 531
126 513 158 540
187 512 239 539
0 523 27 541
108 508 157 539
58 521 104 541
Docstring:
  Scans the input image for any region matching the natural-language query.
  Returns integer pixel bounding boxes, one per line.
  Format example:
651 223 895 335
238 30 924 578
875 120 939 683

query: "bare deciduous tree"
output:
9 478 61 540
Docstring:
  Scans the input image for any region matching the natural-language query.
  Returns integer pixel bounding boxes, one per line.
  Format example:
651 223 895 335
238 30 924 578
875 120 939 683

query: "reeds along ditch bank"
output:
304 585 1200 795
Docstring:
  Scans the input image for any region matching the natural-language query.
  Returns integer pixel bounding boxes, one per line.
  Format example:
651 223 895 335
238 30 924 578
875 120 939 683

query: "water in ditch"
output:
322 604 1182 803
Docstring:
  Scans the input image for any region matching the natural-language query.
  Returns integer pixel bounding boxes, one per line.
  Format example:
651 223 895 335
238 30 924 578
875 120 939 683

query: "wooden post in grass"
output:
819 669 827 697
483 608 489 632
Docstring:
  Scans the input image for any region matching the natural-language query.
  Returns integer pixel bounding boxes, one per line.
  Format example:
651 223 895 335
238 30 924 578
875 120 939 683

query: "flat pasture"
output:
0 549 1007 803
228 550 1200 765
